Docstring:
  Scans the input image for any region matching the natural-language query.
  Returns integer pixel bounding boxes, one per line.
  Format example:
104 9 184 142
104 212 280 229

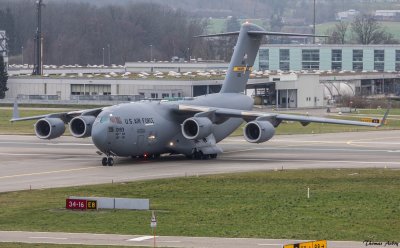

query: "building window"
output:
71 84 111 95
353 49 363 71
279 49 290 71
259 49 269 60
162 93 169 98
374 50 384 72
302 49 319 70
259 49 269 70
396 50 400 71
331 49 342 71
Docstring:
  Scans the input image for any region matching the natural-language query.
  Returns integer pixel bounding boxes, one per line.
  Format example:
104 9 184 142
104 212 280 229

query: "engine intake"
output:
182 117 213 140
244 120 275 143
69 116 96 138
35 118 65 140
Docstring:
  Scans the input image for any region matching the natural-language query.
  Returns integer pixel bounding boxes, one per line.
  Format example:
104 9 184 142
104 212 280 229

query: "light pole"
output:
150 44 153 62
313 0 316 44
102 47 105 66
187 47 190 62
107 44 111 66
21 46 24 65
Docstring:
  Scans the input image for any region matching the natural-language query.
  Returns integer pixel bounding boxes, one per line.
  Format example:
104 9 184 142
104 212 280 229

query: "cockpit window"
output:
100 116 109 123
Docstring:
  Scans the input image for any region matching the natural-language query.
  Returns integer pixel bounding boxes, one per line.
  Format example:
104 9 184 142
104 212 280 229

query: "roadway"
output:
1 131 399 248
1 131 400 193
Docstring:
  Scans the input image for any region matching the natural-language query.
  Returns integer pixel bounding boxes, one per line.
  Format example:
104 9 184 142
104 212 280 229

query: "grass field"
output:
0 169 398 241
316 21 400 40
1 108 398 136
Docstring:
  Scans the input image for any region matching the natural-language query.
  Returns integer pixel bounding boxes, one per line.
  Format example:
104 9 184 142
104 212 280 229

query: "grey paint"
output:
11 23 384 162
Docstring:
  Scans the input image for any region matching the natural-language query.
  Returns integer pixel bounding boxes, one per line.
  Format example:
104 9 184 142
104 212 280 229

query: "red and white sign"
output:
66 199 87 210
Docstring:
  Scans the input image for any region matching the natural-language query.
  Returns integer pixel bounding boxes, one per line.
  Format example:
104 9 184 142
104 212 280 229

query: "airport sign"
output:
66 199 97 210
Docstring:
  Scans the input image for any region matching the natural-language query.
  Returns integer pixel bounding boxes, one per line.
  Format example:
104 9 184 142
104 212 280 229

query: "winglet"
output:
11 99 20 121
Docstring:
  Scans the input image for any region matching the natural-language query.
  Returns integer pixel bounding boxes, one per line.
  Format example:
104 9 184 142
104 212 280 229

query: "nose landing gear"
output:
101 156 114 166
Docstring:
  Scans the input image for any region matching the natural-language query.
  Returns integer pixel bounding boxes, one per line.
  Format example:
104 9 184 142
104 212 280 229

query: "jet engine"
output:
182 117 213 140
35 118 66 140
243 120 275 143
69 116 96 138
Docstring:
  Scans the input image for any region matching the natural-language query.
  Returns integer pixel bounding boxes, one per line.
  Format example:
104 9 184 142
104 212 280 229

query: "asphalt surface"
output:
0 131 399 247
0 231 368 248
1 131 400 193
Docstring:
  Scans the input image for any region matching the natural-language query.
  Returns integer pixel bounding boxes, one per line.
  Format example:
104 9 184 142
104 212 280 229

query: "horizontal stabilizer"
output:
193 31 240 38
195 31 328 38
248 31 329 38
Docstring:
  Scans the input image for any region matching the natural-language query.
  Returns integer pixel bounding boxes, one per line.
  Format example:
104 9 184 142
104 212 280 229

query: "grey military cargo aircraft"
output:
11 23 387 166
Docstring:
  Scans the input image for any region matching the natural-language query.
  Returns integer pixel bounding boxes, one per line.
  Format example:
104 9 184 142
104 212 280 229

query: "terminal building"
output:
4 44 400 108
254 44 400 72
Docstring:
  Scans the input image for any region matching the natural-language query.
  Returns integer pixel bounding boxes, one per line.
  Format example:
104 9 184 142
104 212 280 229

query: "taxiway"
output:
1 130 400 193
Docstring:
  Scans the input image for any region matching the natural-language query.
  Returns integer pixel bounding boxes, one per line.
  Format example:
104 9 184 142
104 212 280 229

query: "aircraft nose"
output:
91 122 108 153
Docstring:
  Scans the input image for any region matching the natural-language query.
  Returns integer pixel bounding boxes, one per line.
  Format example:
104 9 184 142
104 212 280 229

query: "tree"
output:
326 21 349 44
351 14 395 44
0 54 8 99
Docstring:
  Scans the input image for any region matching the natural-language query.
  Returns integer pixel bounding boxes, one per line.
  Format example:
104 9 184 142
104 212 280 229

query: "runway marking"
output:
225 147 393 154
0 167 98 179
29 237 68 240
0 152 42 156
127 236 155 241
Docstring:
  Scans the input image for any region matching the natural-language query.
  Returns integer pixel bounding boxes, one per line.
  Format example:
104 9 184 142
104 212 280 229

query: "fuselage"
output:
92 93 253 157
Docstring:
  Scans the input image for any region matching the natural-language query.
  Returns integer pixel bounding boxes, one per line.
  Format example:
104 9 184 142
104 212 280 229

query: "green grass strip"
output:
0 169 398 241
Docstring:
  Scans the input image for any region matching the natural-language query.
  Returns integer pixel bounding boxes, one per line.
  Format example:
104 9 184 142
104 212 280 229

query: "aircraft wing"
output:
177 104 388 128
10 107 104 123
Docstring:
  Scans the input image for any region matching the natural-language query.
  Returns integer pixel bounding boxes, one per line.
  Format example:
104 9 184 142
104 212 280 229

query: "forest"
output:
0 1 213 65
1 0 399 65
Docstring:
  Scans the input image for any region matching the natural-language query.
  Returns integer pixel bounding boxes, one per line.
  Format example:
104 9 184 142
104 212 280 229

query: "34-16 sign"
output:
66 199 97 210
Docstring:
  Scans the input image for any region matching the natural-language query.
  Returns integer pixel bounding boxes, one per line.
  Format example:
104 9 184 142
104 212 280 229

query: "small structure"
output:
0 30 8 71
336 9 360 21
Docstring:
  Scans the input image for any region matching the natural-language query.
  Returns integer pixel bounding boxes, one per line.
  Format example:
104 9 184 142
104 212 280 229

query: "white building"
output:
336 9 360 21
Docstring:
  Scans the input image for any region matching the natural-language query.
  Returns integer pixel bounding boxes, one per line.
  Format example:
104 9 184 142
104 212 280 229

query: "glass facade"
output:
396 50 400 71
259 49 269 71
331 49 342 71
374 50 384 72
302 49 320 70
353 49 363 71
258 46 400 72
71 84 111 95
279 49 290 71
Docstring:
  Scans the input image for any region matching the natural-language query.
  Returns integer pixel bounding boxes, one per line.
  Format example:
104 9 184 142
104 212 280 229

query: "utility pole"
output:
313 0 316 44
33 0 44 75
107 44 111 66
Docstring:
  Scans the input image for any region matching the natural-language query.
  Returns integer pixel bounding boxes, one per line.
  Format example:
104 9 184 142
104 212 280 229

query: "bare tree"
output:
351 14 394 44
326 21 349 44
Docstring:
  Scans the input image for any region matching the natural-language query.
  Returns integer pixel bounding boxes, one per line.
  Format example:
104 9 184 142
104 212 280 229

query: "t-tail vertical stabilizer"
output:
221 23 265 93
196 23 328 94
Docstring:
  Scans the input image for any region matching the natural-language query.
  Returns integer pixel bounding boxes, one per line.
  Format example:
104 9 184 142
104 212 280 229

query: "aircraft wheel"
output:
107 157 114 166
210 154 218 159
102 157 108 166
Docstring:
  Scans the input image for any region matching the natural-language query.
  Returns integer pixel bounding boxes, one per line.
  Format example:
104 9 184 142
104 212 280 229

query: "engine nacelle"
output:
182 117 213 140
244 120 275 143
35 118 66 140
69 116 96 138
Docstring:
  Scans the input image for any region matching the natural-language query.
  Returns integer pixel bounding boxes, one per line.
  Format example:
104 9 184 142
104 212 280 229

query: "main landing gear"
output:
102 157 114 166
187 150 218 160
